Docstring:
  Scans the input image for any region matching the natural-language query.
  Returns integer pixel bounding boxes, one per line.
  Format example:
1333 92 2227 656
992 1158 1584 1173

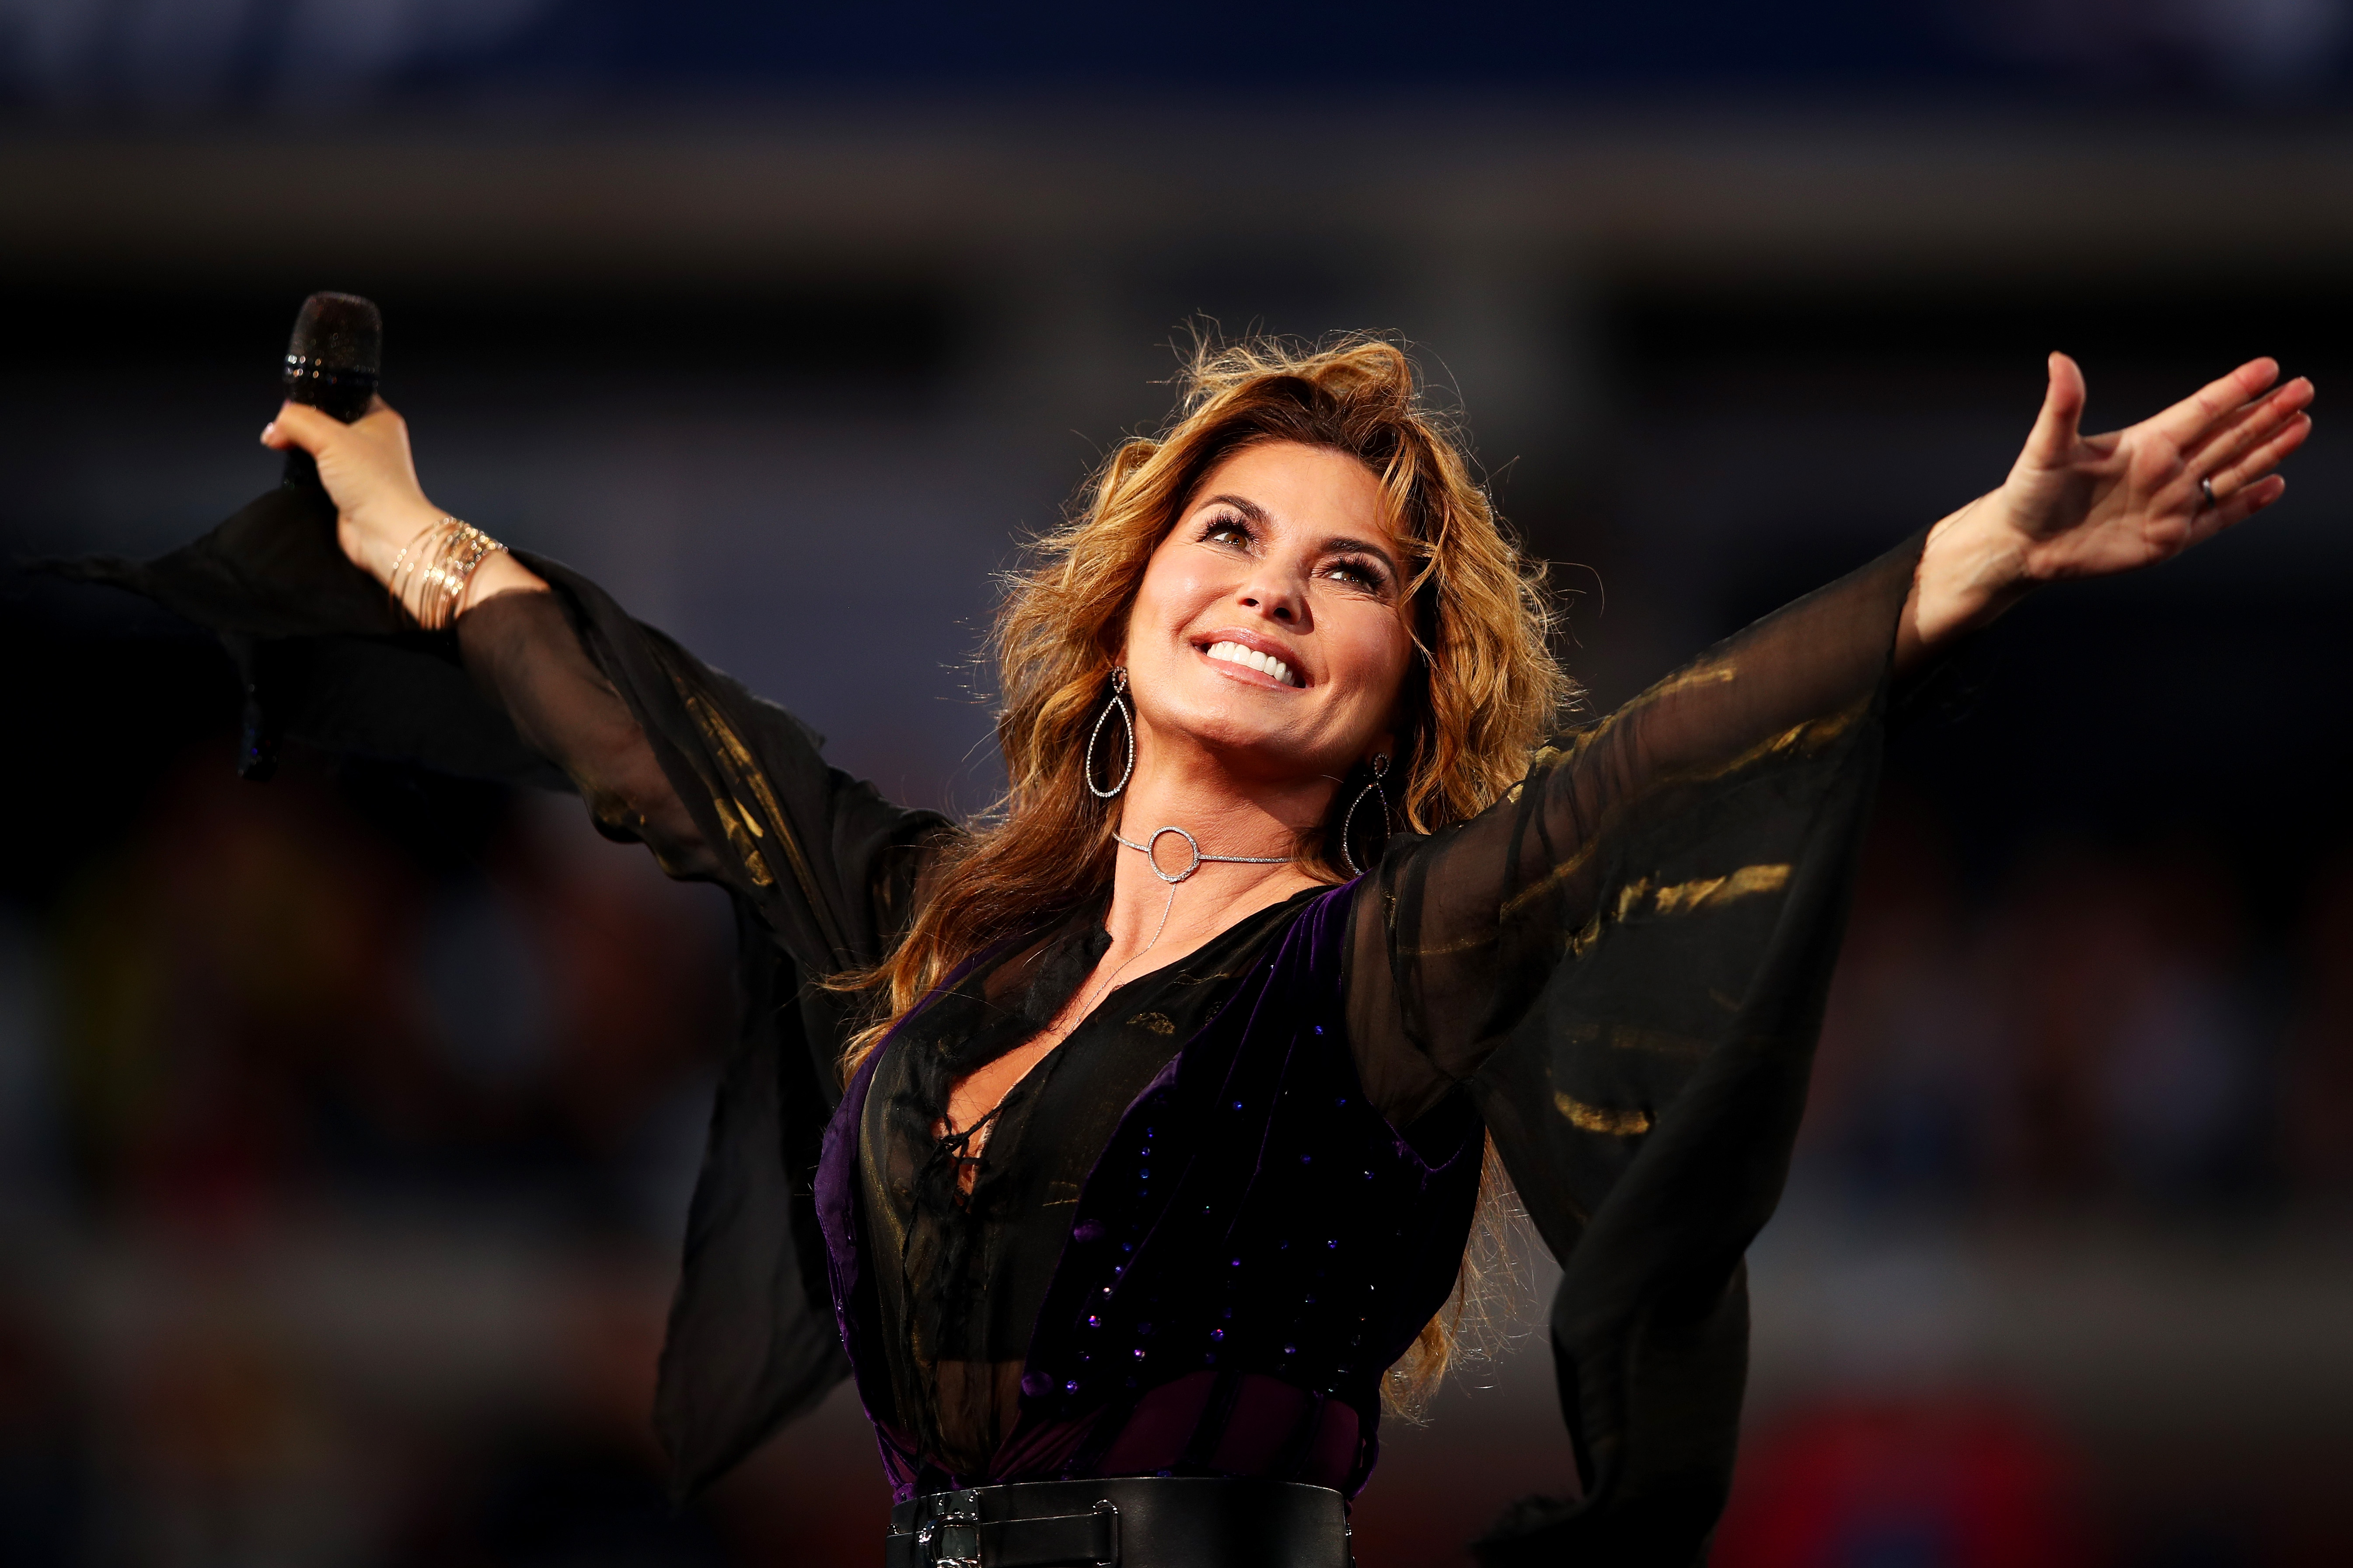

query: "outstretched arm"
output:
1349 354 2313 1123
261 396 718 871
258 397 950 975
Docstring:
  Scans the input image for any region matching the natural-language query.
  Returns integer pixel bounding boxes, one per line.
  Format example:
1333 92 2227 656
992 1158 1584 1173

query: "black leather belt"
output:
884 1477 1351 1568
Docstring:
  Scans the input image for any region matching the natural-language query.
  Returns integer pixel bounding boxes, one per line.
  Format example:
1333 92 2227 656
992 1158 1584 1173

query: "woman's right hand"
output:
262 396 545 617
262 397 449 587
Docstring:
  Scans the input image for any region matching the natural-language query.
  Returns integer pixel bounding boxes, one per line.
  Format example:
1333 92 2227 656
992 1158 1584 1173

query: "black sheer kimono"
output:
58 477 1922 1565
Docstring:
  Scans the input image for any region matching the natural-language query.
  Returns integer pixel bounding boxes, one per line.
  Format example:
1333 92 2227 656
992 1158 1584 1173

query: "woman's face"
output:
1120 439 1414 795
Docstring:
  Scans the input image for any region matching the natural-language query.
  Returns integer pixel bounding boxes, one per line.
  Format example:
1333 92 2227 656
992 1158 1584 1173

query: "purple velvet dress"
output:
819 883 1483 1502
72 480 1925 1563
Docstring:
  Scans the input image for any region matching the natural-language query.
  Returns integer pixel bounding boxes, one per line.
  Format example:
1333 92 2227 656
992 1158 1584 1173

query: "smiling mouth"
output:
1203 640 1302 688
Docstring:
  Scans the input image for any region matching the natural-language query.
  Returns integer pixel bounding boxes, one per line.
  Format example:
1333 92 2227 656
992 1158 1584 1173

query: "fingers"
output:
262 394 405 451
2192 472 2287 544
2206 411 2313 503
2188 375 2313 470
2149 356 2283 447
260 400 340 453
2023 351 2088 462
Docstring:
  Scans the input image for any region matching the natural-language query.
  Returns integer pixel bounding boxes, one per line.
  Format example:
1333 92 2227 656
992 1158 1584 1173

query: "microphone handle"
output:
280 365 377 491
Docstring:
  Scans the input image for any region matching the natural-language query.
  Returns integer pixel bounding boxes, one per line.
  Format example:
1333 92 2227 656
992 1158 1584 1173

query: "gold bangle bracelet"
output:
406 518 506 631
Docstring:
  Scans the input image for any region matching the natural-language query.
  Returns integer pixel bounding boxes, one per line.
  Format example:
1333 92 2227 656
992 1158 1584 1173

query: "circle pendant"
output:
1143 826 1203 883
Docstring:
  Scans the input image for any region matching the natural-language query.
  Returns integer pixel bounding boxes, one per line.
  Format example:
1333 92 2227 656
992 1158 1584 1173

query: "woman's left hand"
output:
1906 353 2313 654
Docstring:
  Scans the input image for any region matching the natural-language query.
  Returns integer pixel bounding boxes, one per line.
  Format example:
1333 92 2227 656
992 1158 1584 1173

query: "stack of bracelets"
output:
386 516 507 631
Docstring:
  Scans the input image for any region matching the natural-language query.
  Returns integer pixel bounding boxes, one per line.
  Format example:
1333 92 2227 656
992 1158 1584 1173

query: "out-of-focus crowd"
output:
1710 782 2353 1568
0 739 748 1566
1802 787 2353 1216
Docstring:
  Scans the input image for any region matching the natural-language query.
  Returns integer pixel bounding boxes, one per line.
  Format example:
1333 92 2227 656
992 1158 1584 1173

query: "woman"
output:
92 338 2309 1564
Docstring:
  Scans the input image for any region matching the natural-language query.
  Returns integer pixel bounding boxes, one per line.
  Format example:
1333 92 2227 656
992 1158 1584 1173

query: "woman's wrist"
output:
1910 491 2037 650
455 547 547 617
347 505 531 629
347 499 448 586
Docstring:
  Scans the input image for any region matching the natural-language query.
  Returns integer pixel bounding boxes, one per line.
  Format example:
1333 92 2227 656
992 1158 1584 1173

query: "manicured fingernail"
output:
261 422 276 442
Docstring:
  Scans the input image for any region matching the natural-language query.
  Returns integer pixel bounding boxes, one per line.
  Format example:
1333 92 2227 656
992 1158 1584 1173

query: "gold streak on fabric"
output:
1555 1021 1709 1059
710 797 774 888
1494 837 1602 924
686 688 824 916
1580 661 1740 744
1554 1092 1653 1136
1658 701 1864 790
653 647 845 958
1566 909 1605 958
1604 1023 1709 1059
1630 660 1739 711
1395 925 1503 958
1651 863 1791 916
1494 701 1845 928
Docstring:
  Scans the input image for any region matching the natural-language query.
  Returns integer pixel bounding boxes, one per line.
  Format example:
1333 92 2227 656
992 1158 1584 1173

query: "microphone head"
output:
283 292 381 419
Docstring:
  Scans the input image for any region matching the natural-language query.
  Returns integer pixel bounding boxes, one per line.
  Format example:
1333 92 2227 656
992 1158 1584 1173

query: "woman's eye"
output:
1325 560 1386 592
1204 516 1251 545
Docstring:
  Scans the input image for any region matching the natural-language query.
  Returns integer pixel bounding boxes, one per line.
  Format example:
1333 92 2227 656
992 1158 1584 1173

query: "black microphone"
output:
279 291 382 491
228 292 382 782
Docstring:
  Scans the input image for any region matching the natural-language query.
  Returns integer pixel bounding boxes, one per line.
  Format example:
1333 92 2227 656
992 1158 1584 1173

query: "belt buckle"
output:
1090 1498 1121 1567
916 1491 982 1568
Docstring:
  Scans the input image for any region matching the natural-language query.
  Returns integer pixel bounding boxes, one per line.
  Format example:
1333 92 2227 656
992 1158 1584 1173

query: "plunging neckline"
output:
937 876 1332 1156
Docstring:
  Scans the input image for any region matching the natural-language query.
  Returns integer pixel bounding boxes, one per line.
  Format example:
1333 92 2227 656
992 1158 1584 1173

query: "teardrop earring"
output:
1084 667 1135 799
1339 754 1391 877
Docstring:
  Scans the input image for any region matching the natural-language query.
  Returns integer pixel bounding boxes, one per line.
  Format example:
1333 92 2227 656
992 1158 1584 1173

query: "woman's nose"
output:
1238 572 1309 625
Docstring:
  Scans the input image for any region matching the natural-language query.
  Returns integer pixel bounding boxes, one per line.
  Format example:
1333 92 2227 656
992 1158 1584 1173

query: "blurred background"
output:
6 2 2353 1564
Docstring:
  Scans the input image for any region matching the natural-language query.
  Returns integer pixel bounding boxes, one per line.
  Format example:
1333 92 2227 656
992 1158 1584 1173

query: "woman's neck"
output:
1102 732 1334 959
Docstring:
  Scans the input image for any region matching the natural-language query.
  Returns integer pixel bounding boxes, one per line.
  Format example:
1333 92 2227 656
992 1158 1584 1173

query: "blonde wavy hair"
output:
840 334 1571 1414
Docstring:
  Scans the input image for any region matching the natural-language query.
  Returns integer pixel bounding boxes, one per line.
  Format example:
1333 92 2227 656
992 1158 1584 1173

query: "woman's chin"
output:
1161 729 1337 787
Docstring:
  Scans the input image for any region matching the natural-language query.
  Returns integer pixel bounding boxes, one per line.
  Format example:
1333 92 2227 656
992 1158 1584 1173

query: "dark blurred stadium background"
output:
6 3 2353 1565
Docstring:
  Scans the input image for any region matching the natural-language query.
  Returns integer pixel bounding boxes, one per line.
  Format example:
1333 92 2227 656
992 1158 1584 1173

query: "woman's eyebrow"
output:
1323 536 1399 572
1197 493 1271 526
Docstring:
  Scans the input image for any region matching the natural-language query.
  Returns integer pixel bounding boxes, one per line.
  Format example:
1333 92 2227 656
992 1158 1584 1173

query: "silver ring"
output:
1142 826 1201 883
2198 476 2216 510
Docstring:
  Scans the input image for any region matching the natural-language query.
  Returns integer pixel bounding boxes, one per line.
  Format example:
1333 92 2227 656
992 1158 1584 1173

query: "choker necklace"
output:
1112 825 1291 954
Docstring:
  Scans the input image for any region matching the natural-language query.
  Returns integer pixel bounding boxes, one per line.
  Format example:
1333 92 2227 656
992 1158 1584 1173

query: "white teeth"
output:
1204 641 1300 687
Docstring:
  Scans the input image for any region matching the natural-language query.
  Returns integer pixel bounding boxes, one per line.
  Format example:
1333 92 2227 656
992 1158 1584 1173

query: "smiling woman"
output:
77 331 2311 1566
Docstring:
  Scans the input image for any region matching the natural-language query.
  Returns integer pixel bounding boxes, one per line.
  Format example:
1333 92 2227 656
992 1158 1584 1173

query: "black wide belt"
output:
884 1477 1351 1568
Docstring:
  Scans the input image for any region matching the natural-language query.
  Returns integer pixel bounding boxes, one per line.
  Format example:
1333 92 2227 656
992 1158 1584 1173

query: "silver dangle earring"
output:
1085 667 1135 798
1339 754 1391 877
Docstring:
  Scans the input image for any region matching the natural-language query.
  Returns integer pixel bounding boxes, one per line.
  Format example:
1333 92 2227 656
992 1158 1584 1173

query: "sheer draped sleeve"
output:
1344 533 1927 1566
49 480 952 1498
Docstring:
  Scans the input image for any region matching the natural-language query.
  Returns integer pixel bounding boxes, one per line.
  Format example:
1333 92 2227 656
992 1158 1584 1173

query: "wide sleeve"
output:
48 479 952 1497
1343 532 1925 1567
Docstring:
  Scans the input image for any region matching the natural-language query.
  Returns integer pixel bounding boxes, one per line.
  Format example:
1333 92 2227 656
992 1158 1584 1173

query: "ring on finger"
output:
2198 476 2217 510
